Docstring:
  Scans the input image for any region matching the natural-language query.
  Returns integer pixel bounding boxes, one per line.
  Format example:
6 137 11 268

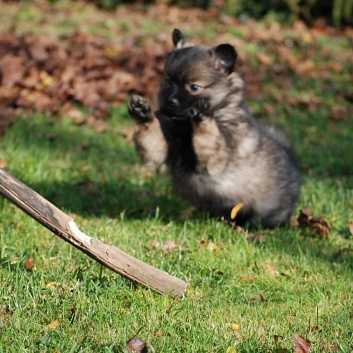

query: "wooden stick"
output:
0 168 187 298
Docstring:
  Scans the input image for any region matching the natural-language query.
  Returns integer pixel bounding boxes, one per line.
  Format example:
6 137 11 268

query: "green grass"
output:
1 2 353 352
1 110 352 352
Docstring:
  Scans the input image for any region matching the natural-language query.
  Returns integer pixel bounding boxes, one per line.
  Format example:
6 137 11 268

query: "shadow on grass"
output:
1 112 352 272
1 113 189 221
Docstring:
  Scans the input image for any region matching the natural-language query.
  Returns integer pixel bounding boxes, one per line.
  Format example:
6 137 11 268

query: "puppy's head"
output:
159 29 238 117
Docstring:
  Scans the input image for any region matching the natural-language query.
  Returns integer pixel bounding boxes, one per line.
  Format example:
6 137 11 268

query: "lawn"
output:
0 2 352 352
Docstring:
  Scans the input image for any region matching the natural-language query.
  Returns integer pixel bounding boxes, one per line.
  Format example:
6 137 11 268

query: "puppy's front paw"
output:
188 98 210 123
128 94 153 123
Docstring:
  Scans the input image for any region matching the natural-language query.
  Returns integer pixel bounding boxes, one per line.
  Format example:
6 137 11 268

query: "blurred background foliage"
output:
23 0 353 26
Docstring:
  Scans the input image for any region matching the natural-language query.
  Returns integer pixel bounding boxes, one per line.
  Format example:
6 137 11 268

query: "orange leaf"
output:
25 257 35 270
231 323 240 331
45 281 60 289
47 319 60 330
258 53 273 66
230 203 244 220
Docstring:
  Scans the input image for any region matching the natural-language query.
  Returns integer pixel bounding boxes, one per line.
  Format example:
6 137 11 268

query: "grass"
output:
1 2 353 352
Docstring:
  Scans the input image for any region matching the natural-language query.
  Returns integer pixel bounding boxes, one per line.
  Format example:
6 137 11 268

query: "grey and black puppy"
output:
128 29 301 228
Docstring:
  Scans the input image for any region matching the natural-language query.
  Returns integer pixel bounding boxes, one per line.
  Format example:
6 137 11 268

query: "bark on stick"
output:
0 167 187 298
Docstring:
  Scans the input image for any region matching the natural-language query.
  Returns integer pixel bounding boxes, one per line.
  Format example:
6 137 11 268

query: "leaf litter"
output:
297 205 332 237
0 3 352 135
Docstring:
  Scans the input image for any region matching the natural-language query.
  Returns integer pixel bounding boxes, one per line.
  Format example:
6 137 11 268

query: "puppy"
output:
128 29 301 228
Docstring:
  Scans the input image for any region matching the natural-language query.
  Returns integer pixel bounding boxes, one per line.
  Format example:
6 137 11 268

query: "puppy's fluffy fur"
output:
128 29 301 228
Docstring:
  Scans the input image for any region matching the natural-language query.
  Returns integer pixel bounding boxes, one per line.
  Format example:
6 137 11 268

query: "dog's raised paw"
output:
128 94 152 123
189 98 210 123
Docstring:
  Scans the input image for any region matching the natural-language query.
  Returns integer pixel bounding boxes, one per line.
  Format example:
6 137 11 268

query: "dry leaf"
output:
161 240 179 251
206 241 220 253
265 264 278 277
125 337 148 353
45 281 60 289
258 53 273 66
25 257 35 270
154 331 163 337
310 216 331 237
0 160 7 168
297 205 312 226
226 347 237 353
294 333 311 353
297 206 331 237
274 335 283 343
230 202 245 220
231 323 240 331
47 318 60 330
246 232 266 242
258 294 266 303
151 240 179 251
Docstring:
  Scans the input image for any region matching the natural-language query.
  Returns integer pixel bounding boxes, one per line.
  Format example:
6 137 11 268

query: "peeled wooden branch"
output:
0 168 187 298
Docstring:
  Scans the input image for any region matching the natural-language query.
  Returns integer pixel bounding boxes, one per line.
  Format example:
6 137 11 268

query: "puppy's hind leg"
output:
128 94 168 172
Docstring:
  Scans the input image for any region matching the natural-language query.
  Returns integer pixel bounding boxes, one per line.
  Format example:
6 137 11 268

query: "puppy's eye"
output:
190 84 201 92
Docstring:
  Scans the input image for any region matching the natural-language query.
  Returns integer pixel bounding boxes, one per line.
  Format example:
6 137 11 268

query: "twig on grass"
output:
0 167 187 298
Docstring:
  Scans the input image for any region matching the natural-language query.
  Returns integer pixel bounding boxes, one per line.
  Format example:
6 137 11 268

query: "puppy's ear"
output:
172 28 186 49
214 44 237 74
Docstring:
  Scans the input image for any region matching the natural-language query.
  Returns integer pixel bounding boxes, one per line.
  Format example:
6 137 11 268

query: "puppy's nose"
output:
168 98 179 108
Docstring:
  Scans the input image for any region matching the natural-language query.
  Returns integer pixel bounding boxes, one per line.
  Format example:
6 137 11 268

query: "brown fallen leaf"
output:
45 281 60 289
206 241 220 253
151 240 179 251
274 335 284 343
310 216 331 237
25 257 35 270
47 318 60 330
294 333 311 353
297 205 331 237
161 240 179 251
297 205 312 226
258 53 274 66
246 232 266 242
265 264 279 277
310 325 319 332
125 337 148 353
